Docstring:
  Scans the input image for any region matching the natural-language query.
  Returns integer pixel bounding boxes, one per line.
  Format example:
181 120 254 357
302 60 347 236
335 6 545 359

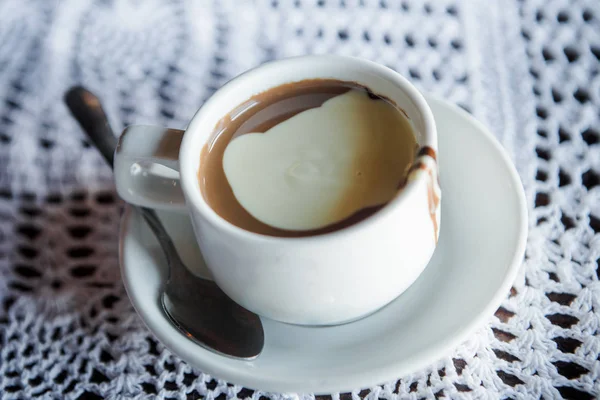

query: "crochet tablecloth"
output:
0 0 599 399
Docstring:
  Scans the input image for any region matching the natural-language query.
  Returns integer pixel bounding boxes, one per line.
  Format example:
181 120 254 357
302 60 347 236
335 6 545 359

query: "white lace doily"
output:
0 0 599 399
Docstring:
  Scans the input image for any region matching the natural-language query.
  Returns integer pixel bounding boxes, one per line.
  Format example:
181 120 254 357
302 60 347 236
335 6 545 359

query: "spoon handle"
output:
64 86 117 166
64 87 189 280
138 206 195 283
65 87 197 281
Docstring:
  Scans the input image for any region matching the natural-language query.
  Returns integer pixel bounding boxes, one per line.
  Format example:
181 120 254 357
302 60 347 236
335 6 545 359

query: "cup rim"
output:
179 55 438 243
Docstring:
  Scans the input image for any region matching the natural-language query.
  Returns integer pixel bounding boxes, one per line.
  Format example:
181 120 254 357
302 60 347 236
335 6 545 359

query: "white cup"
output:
114 55 440 326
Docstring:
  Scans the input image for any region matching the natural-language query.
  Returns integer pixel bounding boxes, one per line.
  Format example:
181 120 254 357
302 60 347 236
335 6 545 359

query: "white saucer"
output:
119 95 527 394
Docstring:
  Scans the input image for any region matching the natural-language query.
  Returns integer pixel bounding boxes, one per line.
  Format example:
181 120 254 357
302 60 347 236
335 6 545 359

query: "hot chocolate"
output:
198 79 418 237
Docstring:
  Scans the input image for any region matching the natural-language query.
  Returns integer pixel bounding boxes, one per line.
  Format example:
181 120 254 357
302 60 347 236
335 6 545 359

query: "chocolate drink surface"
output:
198 79 417 237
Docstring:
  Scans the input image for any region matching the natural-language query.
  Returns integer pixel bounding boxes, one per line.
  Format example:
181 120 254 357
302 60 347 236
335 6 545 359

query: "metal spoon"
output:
64 86 264 359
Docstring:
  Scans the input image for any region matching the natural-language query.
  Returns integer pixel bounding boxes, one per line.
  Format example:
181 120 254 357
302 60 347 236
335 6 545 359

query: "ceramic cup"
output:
114 55 441 326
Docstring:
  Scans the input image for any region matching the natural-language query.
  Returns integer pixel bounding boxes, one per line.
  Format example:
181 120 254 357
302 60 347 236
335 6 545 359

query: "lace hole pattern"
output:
0 0 599 399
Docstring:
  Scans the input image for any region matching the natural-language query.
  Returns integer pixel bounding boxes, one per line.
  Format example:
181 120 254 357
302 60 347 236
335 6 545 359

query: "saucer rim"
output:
119 94 528 394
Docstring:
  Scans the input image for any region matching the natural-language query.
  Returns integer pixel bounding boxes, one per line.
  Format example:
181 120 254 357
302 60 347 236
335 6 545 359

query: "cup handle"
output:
114 125 187 211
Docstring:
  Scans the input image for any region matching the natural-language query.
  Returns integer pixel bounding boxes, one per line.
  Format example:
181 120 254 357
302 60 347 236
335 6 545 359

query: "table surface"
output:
0 0 598 399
